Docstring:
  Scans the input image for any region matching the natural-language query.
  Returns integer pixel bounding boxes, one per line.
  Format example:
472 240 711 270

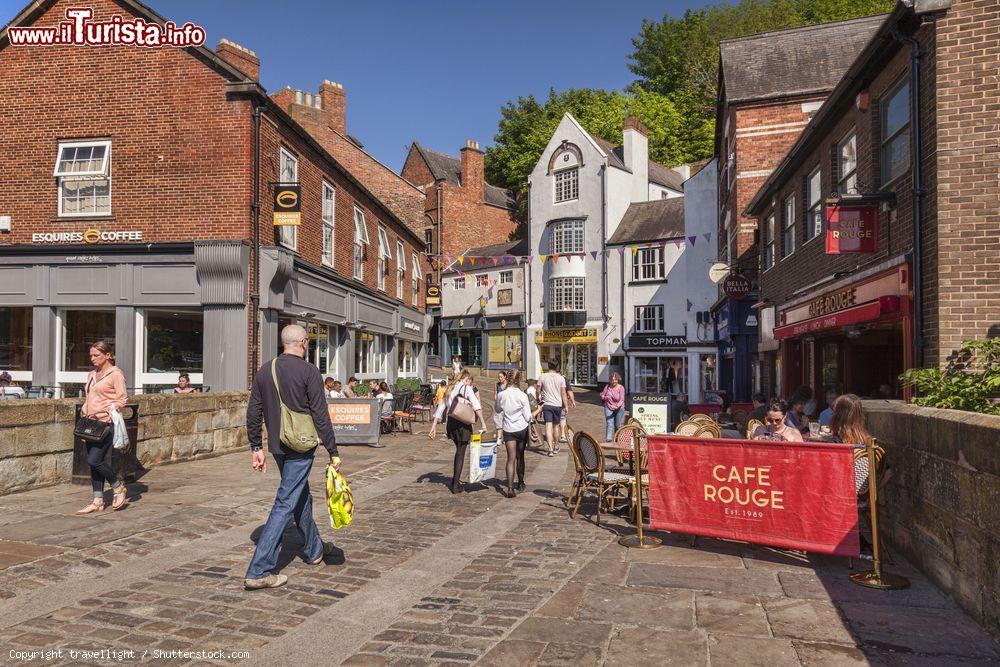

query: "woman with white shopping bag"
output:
495 370 533 498
428 370 488 494
74 340 129 514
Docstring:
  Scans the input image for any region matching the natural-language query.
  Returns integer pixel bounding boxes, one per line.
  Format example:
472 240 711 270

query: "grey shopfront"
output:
440 315 524 370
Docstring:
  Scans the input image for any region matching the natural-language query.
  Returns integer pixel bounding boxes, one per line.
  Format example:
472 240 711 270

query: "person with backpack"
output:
244 324 342 591
428 369 488 493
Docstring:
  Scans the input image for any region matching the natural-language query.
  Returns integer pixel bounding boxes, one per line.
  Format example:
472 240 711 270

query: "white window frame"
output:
476 274 488 287
278 148 298 250
549 277 585 312
411 253 422 301
396 241 405 298
554 167 579 203
781 194 795 258
634 305 665 333
0 307 33 384
354 332 387 378
499 270 513 284
321 181 336 267
454 276 466 290
398 340 419 377
353 206 369 280
763 214 775 271
55 308 115 394
55 140 112 217
881 78 911 186
134 308 205 393
424 229 433 255
806 167 823 242
376 227 391 291
837 131 857 195
550 219 584 254
632 247 665 282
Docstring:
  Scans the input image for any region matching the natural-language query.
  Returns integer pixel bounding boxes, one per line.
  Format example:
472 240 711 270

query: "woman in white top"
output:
494 370 533 497
429 370 488 493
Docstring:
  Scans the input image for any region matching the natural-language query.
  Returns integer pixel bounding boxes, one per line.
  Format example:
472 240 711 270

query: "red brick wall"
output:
400 148 435 188
0 0 252 246
933 0 1000 364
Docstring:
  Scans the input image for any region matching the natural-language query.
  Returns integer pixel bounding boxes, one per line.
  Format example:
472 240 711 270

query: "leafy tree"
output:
899 339 1000 415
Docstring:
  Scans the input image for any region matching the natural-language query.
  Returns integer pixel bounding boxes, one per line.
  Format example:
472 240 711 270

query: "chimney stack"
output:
216 38 259 81
319 80 346 134
622 115 649 202
460 140 484 202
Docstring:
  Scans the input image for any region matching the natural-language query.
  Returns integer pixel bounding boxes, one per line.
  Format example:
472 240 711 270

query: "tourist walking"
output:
493 371 509 443
537 360 568 457
451 355 463 380
75 341 129 515
495 370 532 497
600 372 626 441
428 370 488 493
751 400 804 442
244 324 342 591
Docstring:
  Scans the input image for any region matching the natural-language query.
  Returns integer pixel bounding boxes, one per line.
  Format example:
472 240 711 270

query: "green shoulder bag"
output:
271 359 320 453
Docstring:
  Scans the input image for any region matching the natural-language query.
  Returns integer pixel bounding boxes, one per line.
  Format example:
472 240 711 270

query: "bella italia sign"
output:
32 229 143 244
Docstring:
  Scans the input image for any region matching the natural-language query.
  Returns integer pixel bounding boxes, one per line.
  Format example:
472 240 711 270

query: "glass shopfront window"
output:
398 340 419 377
355 331 388 378
58 309 115 395
700 354 717 396
138 309 204 392
633 356 686 395
277 318 338 379
0 307 32 381
538 343 596 386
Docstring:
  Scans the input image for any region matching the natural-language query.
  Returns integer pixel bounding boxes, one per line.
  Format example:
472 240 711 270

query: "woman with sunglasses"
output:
751 400 803 442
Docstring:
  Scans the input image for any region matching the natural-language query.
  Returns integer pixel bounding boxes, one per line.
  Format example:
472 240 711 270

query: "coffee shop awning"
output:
773 296 899 340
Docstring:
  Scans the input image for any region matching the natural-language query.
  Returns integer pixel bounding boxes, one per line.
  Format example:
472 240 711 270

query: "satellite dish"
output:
708 262 730 284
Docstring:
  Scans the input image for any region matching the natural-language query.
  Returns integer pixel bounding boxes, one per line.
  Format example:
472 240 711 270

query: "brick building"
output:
745 0 999 401
712 15 885 402
400 141 518 362
0 0 428 394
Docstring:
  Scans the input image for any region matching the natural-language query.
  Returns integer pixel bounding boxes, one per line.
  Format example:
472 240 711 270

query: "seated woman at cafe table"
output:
751 400 804 442
827 393 874 494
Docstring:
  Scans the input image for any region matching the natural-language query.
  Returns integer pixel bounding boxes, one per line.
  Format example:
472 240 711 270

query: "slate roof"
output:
591 136 686 192
414 144 515 210
720 15 886 103
606 198 685 246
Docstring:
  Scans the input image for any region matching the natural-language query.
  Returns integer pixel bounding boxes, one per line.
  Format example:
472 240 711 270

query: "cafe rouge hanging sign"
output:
825 203 877 254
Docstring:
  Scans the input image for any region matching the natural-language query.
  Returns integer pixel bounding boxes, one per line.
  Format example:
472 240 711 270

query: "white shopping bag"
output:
468 433 498 484
109 406 130 451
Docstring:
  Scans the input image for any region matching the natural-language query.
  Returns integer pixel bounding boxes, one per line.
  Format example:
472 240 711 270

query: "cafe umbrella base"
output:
618 534 662 549
618 426 661 550
850 569 911 590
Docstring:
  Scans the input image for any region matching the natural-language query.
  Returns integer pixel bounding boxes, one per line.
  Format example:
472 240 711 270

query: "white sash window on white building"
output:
499 270 513 284
55 140 111 217
549 277 585 312
634 305 665 333
632 247 665 281
554 167 579 203
550 219 584 254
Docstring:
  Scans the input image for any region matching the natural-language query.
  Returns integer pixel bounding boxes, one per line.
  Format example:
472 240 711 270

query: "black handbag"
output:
75 416 111 443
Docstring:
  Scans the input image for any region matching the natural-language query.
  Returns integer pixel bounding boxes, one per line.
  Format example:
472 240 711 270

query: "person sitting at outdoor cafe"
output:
324 377 337 398
343 377 359 398
785 386 812 434
0 371 25 399
827 393 874 493
328 380 345 399
172 373 196 394
748 392 768 423
818 389 839 427
751 400 804 442
670 393 689 423
368 379 380 395
375 381 393 404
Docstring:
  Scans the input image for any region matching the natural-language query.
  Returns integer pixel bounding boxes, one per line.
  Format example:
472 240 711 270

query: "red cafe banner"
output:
826 203 877 254
646 435 860 556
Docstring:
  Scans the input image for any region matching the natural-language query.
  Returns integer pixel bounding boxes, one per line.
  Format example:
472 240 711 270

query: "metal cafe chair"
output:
571 431 632 525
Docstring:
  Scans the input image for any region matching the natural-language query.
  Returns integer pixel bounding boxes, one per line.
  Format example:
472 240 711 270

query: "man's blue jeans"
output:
604 406 624 442
246 451 323 580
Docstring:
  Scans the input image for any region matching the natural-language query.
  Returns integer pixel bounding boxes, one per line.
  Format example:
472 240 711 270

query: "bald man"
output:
245 324 342 590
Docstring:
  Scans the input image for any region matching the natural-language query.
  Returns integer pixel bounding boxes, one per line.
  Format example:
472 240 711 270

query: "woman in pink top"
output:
600 372 626 441
75 340 129 515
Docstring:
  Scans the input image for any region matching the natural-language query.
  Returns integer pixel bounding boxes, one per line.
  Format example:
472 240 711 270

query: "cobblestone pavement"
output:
1 387 997 666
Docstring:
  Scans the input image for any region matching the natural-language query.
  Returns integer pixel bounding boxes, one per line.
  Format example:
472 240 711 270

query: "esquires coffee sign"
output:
807 288 856 318
273 184 301 226
32 229 143 244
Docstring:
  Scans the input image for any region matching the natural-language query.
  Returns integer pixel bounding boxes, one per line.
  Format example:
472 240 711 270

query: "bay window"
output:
549 277 585 312
550 219 584 254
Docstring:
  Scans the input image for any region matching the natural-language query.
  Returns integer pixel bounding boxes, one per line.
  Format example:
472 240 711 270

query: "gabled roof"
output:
413 144 515 210
606 198 685 246
591 132 685 193
719 15 886 104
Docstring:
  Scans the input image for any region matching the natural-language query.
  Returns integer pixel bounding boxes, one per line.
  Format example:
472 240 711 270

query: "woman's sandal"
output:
75 500 105 515
111 486 129 510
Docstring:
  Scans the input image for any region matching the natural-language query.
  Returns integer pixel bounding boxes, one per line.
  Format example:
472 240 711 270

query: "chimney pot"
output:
319 80 347 134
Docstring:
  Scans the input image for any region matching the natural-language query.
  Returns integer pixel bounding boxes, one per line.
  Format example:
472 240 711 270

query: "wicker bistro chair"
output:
571 431 632 525
850 437 892 566
693 423 720 438
673 419 702 436
746 419 764 439
566 434 586 508
689 413 715 425
393 392 416 433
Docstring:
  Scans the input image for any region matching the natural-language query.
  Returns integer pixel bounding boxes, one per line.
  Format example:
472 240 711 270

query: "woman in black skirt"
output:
494 370 533 497
428 370 488 493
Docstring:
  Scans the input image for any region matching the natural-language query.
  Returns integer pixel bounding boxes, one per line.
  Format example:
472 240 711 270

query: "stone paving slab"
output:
0 387 997 666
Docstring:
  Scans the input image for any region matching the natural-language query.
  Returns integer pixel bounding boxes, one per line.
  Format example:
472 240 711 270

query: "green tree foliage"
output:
899 339 1000 415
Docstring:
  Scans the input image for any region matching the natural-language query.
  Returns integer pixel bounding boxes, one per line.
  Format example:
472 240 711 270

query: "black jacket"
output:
247 353 339 457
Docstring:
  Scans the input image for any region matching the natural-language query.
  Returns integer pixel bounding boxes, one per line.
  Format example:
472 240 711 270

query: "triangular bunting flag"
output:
469 256 476 266
491 257 499 266
631 246 639 255
539 254 547 264
526 255 533 263
590 251 598 260
688 236 697 246
552 254 560 263
673 239 683 248
617 247 625 256
457 256 465 266
703 233 712 243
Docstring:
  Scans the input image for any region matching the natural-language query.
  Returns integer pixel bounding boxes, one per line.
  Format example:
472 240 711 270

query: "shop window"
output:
398 341 419 376
805 168 822 241
838 132 857 194
554 167 579 203
881 78 910 185
632 247 665 281
781 194 795 258
411 253 422 302
700 354 717 396
396 241 405 298
488 330 522 367
138 309 204 392
499 271 513 284
376 227 391 291
278 148 298 250
355 332 387 377
322 181 335 267
634 356 685 395
54 140 111 217
550 220 584 254
61 310 115 373
353 206 369 280
0 307 32 381
634 305 664 333
763 214 775 270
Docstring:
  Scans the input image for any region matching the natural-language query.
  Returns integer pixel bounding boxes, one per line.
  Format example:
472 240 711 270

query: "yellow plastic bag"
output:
325 465 355 529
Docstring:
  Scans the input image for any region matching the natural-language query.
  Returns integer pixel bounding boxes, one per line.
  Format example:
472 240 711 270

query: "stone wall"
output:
864 400 1000 635
0 392 249 497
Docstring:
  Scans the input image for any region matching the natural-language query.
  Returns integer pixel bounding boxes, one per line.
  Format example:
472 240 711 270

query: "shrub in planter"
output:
900 339 1000 415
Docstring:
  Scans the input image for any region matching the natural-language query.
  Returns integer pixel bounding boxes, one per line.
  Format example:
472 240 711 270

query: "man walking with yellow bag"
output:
244 324 343 590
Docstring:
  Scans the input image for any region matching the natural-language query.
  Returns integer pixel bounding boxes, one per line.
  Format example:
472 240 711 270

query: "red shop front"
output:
773 263 912 400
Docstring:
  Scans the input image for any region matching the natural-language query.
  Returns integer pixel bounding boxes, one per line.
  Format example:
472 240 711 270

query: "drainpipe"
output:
891 24 924 367
436 181 443 359
249 102 262 384
600 165 608 324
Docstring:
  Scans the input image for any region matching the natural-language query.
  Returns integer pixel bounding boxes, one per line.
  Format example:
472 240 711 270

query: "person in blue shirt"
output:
818 389 839 427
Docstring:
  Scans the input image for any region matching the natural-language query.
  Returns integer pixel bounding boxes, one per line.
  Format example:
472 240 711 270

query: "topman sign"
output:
32 229 144 244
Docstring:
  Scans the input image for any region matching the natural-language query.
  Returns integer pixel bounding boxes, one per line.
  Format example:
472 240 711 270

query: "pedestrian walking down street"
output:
428 370 489 494
75 340 129 515
537 359 568 457
493 371 509 444
495 370 533 498
601 372 626 441
244 324 342 591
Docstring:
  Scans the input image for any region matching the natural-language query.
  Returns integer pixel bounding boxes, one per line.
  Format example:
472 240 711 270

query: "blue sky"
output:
0 0 711 172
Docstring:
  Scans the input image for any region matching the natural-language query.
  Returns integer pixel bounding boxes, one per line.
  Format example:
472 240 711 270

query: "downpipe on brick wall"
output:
891 22 924 367
250 102 262 383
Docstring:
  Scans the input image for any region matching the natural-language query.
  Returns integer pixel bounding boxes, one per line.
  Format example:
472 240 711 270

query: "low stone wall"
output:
0 392 250 496
864 400 1000 635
